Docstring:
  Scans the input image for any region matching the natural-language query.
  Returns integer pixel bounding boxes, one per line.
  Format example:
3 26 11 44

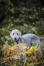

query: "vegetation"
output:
0 43 44 66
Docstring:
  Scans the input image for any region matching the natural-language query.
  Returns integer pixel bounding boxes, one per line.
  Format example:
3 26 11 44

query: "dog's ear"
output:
18 31 22 38
10 29 15 37
10 30 14 38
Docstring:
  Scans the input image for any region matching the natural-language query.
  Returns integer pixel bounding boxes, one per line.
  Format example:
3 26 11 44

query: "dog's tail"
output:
40 37 44 40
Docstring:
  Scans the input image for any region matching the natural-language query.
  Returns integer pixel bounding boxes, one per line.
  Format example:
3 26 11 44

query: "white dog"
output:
10 29 44 57
10 29 44 46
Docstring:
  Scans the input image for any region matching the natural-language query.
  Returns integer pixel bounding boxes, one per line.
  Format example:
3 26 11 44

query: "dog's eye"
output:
13 33 14 35
17 33 18 35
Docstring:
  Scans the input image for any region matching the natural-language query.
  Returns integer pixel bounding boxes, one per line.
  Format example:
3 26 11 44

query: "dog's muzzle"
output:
14 37 22 44
15 38 17 41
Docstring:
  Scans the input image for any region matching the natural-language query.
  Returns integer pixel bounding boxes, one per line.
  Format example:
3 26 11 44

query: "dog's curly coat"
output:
10 29 44 57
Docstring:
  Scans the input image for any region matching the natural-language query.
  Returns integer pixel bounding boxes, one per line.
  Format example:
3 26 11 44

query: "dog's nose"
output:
15 38 16 40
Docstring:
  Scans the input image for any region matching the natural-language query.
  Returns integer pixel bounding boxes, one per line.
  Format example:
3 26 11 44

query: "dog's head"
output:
10 29 21 41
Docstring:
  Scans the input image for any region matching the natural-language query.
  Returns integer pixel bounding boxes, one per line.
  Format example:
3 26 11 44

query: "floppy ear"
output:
10 29 15 38
19 31 22 38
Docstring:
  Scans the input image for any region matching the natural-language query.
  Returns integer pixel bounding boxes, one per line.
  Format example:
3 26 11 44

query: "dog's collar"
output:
15 37 22 44
15 39 19 44
15 37 24 44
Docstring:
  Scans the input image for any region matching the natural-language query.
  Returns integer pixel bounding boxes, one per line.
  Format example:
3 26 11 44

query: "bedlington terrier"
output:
10 29 44 57
10 29 44 46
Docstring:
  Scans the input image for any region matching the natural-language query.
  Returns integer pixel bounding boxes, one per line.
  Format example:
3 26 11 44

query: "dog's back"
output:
21 34 40 46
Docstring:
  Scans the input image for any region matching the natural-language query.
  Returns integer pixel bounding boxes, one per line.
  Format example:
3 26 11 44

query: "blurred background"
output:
0 0 44 66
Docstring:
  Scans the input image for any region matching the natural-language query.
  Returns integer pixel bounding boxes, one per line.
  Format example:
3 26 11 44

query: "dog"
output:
10 29 44 46
10 29 44 57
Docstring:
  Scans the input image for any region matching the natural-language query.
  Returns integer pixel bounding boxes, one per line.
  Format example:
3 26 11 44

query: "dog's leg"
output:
37 41 42 58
